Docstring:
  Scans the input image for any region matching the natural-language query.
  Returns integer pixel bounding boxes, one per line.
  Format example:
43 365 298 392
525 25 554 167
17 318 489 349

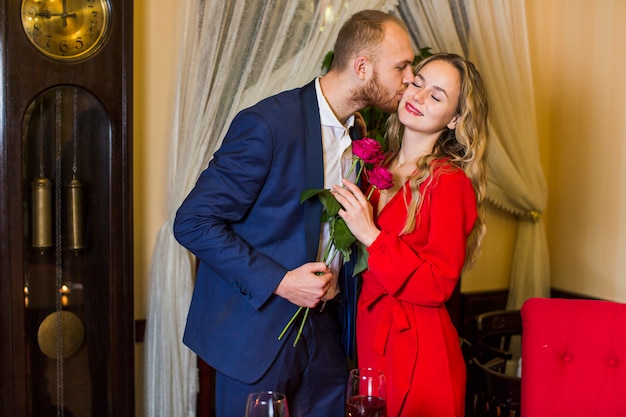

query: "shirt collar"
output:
315 77 355 131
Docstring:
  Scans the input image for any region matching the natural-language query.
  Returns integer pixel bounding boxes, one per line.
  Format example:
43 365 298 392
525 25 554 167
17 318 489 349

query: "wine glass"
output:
345 368 386 417
244 390 290 417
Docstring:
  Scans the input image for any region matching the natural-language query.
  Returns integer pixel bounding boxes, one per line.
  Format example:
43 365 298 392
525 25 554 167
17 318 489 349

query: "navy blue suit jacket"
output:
174 80 341 383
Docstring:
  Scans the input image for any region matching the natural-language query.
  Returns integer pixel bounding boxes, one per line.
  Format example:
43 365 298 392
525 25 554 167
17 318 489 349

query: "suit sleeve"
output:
173 110 288 309
365 171 477 306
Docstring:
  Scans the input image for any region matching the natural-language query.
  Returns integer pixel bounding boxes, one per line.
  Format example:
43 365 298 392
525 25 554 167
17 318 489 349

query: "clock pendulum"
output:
64 88 85 252
34 89 85 415
31 102 53 250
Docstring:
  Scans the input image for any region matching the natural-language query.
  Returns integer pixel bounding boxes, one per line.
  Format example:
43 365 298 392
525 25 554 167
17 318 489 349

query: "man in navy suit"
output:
174 9 414 417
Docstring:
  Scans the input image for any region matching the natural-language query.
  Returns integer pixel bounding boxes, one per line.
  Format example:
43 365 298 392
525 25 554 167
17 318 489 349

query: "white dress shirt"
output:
314 77 356 296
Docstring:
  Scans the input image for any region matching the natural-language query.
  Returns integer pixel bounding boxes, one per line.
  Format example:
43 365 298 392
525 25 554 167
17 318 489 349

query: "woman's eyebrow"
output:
433 85 449 98
415 73 449 98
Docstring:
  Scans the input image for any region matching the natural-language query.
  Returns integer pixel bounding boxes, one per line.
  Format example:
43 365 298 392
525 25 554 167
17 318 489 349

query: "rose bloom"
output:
368 165 394 191
352 137 385 164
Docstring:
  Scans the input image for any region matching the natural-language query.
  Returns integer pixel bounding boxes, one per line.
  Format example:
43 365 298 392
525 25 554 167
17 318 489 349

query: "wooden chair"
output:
467 357 521 417
465 310 522 417
472 309 522 365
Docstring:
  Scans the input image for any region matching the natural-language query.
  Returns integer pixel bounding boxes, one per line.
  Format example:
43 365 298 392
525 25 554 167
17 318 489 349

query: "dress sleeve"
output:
365 170 477 306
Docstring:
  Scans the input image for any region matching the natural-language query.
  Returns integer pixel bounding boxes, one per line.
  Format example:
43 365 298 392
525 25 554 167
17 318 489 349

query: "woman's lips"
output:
405 102 423 116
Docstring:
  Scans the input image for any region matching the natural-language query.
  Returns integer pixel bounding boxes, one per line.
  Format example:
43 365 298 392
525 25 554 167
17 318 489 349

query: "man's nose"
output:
403 68 415 84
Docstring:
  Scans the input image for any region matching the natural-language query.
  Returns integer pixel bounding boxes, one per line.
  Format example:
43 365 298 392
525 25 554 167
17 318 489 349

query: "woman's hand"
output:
332 179 380 247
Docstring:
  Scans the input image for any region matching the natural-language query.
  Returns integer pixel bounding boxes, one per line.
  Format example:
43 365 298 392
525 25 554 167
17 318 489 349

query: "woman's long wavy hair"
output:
384 53 489 269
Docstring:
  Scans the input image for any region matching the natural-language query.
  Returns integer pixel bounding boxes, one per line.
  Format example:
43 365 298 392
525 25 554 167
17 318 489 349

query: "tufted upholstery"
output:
520 297 626 416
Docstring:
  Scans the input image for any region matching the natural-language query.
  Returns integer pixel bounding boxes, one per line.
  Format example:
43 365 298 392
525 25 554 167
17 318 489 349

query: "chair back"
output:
473 309 522 364
465 310 522 417
521 297 626 416
468 357 521 417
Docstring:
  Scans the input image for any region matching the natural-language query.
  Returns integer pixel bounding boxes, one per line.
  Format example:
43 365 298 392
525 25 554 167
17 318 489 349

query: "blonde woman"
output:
333 53 489 417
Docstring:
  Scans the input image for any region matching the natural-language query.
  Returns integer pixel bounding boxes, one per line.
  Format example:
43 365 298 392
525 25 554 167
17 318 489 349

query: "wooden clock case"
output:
0 0 134 415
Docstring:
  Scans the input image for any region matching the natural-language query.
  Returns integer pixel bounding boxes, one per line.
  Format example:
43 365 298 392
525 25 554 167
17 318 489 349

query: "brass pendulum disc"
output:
37 311 85 359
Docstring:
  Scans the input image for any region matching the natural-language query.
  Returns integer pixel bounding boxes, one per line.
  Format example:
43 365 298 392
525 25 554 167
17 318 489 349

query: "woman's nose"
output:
412 88 426 104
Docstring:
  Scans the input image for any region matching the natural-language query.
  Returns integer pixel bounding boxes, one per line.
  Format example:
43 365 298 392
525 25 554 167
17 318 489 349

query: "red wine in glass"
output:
345 395 386 417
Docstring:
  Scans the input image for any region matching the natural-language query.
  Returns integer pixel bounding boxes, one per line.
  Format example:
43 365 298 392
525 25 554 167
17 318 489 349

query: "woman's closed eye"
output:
410 82 442 102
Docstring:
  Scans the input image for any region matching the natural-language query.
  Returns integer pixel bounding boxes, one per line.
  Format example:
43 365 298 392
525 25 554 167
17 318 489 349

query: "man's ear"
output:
353 56 368 81
447 114 460 130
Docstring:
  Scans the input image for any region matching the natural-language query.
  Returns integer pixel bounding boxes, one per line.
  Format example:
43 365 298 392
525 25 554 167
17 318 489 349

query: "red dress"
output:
357 162 477 417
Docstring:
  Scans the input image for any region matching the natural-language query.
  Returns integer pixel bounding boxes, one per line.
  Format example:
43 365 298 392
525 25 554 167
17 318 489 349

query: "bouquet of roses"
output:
278 137 394 346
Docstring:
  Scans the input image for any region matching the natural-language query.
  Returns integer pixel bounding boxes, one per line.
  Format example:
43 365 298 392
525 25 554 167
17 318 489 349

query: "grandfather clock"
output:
0 0 134 416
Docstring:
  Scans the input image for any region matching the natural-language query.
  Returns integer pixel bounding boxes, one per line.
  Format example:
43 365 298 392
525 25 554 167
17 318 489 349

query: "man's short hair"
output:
331 10 408 71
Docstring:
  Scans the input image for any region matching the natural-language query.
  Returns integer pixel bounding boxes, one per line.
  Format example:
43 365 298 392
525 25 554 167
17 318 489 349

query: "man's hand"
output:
275 262 334 308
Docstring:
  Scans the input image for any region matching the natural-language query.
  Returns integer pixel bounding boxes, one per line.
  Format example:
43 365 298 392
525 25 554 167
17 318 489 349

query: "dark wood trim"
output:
459 289 509 339
135 319 146 343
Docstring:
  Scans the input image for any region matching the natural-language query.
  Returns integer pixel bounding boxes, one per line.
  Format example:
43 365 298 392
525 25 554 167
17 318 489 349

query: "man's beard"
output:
350 69 400 114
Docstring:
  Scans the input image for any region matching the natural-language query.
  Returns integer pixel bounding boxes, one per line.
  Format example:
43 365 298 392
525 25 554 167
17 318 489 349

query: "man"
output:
173 9 414 417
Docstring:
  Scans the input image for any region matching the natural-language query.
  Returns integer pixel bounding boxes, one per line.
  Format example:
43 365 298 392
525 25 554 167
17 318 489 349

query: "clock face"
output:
21 0 111 62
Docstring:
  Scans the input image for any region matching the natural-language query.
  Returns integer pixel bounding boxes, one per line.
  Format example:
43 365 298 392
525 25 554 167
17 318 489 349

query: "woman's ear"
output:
447 114 460 130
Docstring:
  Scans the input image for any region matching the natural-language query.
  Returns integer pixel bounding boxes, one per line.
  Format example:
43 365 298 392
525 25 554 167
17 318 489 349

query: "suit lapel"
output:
301 81 323 262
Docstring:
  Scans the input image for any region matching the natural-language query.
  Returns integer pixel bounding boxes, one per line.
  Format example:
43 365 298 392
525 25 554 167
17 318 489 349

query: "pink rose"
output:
368 166 394 191
352 137 385 164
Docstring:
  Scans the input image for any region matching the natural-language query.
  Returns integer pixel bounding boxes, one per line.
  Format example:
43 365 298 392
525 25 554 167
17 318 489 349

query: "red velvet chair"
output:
520 297 626 416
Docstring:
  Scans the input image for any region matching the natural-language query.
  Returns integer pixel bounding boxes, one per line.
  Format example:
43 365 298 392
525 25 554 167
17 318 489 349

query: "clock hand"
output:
36 1 76 27
60 0 71 27
37 10 77 26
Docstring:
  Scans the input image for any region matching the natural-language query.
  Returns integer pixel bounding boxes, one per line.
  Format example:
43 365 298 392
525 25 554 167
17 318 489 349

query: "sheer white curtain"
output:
397 0 550 308
143 1 398 417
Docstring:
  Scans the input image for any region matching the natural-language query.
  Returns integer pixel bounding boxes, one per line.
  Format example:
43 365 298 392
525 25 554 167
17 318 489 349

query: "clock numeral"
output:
59 40 69 53
56 38 85 54
32 22 42 36
25 6 38 19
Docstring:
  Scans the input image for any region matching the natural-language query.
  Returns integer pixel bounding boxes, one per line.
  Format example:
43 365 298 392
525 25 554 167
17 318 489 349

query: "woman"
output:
332 53 489 417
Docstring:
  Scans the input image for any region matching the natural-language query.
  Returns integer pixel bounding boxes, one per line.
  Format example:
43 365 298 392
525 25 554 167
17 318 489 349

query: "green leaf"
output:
320 211 332 222
318 190 341 216
352 242 369 276
332 218 356 249
415 47 433 65
321 51 335 75
374 132 388 152
300 188 325 203
339 246 353 263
